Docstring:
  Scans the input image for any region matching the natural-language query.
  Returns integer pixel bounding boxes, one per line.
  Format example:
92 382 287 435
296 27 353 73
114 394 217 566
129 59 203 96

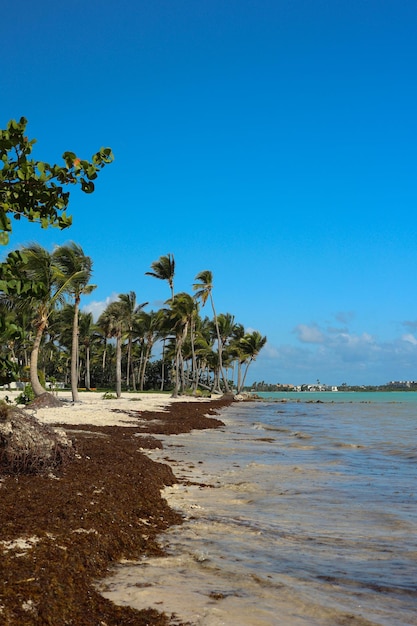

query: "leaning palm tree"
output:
145 253 175 299
193 270 230 393
238 331 267 392
53 243 95 402
5 244 79 397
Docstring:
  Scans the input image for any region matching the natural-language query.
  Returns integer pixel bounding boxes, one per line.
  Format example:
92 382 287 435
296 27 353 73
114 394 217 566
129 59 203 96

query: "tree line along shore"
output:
1 119 266 403
1 248 266 402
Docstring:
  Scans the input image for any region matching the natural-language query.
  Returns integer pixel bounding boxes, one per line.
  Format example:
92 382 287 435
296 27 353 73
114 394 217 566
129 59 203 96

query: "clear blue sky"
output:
2 0 417 386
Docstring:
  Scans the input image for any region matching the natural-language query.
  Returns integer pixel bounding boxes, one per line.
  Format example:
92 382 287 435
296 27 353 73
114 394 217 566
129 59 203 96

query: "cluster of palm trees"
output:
0 247 267 399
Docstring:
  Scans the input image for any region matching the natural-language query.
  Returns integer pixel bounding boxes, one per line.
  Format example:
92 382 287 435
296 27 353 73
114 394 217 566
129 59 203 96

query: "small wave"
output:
387 447 417 462
317 574 417 595
292 431 312 440
252 423 293 434
252 422 292 434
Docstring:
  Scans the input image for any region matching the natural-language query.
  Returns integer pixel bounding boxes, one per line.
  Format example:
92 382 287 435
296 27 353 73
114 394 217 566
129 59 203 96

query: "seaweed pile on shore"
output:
0 397 232 625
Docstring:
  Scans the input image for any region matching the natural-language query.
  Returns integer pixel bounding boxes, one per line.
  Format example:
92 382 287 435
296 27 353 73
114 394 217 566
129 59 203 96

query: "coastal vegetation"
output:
0 118 266 398
0 249 266 397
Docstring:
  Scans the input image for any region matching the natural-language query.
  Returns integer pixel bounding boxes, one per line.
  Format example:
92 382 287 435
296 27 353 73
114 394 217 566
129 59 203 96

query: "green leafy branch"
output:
0 117 114 244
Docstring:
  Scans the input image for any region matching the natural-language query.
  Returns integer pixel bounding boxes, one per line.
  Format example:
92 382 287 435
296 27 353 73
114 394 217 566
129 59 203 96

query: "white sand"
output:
0 389 215 427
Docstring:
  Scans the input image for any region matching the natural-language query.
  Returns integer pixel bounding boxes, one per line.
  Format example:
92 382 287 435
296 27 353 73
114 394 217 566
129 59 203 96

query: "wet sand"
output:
0 391 233 625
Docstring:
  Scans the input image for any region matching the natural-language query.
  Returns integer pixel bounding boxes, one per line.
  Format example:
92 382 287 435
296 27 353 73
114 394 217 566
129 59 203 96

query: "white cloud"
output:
401 333 417 345
251 318 417 386
82 293 118 321
293 323 325 344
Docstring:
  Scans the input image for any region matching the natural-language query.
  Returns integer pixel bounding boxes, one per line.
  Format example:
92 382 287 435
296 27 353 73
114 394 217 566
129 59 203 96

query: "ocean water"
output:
99 393 417 625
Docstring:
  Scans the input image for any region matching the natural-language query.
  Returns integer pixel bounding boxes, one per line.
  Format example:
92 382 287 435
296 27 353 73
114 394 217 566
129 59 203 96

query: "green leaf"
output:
80 179 95 193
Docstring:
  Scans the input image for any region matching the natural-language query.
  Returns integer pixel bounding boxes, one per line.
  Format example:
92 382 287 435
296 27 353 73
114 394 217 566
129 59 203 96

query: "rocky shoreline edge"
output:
0 396 234 625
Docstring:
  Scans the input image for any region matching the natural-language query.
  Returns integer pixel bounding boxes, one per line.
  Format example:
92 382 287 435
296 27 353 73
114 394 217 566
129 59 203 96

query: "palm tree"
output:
95 313 112 375
97 299 127 398
193 270 230 393
190 315 217 391
52 304 75 382
153 308 172 391
134 310 160 391
78 311 95 390
53 242 95 402
4 243 78 397
228 322 245 391
145 253 175 299
215 312 236 388
117 292 148 391
165 292 195 397
238 331 267 392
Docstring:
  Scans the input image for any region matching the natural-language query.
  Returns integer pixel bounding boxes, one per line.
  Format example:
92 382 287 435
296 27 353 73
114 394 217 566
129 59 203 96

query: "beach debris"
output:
0 402 75 474
26 392 63 409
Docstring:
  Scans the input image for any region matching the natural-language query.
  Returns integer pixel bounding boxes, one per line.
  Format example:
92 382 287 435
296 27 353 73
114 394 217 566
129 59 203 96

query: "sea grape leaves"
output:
0 117 114 245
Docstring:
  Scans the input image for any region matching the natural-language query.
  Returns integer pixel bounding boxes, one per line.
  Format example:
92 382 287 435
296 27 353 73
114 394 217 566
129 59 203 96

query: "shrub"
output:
102 391 117 400
15 384 35 406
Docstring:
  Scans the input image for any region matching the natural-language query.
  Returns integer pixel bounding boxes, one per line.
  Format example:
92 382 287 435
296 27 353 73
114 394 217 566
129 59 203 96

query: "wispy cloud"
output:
253 316 417 386
401 333 417 346
293 323 325 344
82 293 118 321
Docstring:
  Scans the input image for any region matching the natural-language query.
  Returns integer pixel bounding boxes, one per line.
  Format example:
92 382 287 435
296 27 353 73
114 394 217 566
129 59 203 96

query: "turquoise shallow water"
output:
100 394 417 625
257 390 417 403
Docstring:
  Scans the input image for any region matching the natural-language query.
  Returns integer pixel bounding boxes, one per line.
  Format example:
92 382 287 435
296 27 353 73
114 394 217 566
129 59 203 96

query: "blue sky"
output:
2 0 417 386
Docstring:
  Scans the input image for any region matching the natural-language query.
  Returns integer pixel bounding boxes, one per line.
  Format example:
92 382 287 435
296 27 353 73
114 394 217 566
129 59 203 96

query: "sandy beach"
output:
0 389 233 625
0 389 223 427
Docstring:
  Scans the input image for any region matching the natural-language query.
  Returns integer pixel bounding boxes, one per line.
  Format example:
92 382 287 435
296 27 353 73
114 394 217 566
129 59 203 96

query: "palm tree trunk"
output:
212 368 221 393
180 353 186 393
116 333 122 398
131 350 137 391
171 337 182 398
102 340 107 371
190 319 199 395
126 333 132 390
237 360 243 393
210 294 230 392
240 358 253 391
85 346 91 390
71 298 80 402
30 321 47 397
139 343 152 391
160 339 166 392
136 341 144 390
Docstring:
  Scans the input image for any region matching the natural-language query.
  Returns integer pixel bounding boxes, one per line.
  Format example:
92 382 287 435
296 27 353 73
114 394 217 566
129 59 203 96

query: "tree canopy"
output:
0 117 113 245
